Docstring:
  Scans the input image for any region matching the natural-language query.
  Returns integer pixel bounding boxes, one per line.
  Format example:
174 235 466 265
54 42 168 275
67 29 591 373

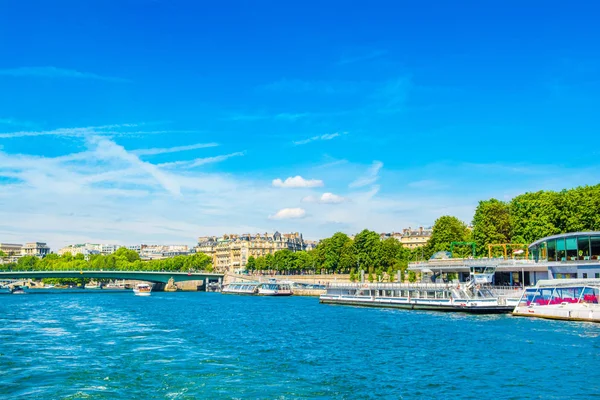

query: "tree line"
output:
0 247 213 272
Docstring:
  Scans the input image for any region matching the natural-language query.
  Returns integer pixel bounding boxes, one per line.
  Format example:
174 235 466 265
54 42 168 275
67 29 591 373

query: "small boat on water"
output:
221 281 260 295
320 266 520 314
258 280 293 296
84 282 102 289
512 278 600 322
10 285 26 295
133 283 152 296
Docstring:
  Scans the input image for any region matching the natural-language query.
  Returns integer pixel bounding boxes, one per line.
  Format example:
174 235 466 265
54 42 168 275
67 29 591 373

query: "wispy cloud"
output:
159 152 245 168
133 142 219 156
272 176 324 188
293 132 347 146
0 123 138 139
268 208 306 220
302 192 346 204
337 49 388 66
349 161 383 188
0 66 130 83
88 136 181 196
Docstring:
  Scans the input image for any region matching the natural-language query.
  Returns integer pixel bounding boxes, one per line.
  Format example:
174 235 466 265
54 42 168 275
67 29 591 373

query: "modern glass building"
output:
529 232 600 279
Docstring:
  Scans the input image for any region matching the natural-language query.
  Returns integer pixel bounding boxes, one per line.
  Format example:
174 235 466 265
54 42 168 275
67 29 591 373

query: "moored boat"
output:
320 267 520 314
258 280 293 296
221 281 260 295
512 278 600 322
10 285 27 295
133 283 152 296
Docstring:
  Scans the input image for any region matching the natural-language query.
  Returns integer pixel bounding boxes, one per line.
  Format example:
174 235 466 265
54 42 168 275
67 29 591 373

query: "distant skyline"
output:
1 1 599 250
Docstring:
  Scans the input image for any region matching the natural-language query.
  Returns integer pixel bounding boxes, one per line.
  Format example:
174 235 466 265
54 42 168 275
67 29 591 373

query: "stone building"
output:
0 243 24 263
380 227 433 250
195 232 306 273
21 242 51 258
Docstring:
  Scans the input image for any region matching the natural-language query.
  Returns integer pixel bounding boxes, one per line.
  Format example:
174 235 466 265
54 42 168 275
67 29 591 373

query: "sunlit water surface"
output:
1 292 599 399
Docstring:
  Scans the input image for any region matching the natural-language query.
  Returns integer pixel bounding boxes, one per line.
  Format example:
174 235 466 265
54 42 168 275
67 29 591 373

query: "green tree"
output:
424 216 469 258
246 256 256 272
472 199 511 256
353 229 381 272
114 247 141 263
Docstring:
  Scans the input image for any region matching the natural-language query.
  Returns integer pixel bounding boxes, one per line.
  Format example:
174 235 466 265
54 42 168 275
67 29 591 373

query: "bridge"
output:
0 271 224 291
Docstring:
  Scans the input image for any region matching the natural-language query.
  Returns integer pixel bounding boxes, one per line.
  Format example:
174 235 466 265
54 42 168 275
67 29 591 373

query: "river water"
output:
0 292 599 399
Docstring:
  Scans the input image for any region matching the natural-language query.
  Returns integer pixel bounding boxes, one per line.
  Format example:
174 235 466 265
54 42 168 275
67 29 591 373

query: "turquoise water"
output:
1 293 599 399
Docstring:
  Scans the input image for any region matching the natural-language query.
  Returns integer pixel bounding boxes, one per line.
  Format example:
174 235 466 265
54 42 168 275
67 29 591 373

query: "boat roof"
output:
534 278 600 288
528 231 600 248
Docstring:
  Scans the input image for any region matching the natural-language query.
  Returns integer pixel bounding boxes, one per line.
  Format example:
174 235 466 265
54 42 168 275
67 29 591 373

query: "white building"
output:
21 242 51 258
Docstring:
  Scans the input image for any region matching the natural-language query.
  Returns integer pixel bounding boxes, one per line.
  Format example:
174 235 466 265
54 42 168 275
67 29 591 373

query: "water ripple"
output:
1 293 599 399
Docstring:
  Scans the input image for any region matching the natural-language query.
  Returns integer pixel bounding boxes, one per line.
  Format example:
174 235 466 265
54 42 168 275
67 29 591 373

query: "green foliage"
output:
424 216 469 259
7 251 213 272
408 270 417 283
472 199 511 256
353 229 381 271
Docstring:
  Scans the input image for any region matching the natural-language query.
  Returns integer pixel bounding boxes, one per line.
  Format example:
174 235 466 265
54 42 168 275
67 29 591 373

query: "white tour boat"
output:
512 278 600 322
133 283 152 296
257 280 293 296
320 266 520 314
221 281 260 295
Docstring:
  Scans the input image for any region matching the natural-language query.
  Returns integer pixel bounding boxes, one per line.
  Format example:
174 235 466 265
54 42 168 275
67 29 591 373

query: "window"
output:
566 237 578 260
591 236 600 260
577 236 591 260
583 273 588 279
547 239 556 261
596 273 600 279
556 238 566 261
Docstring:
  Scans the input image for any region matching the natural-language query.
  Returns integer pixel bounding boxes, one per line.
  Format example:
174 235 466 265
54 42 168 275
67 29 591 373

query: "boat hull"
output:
513 305 600 323
133 290 151 296
320 297 513 314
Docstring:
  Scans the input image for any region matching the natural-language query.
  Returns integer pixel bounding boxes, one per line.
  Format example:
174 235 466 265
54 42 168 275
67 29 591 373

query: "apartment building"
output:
195 232 306 273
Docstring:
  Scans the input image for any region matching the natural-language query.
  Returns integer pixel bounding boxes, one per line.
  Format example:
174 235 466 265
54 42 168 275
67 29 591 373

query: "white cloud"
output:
272 176 324 188
0 66 130 82
88 136 181 196
160 152 245 168
293 132 347 145
0 123 138 139
349 161 383 188
303 192 346 204
269 208 306 220
133 142 218 156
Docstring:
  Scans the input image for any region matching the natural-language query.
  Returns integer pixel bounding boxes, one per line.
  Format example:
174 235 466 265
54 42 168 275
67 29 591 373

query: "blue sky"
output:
1 1 599 249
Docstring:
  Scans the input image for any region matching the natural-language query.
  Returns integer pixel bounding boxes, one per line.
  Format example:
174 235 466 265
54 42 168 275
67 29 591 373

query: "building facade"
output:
0 243 24 263
57 243 102 257
195 232 306 273
21 242 51 258
380 227 433 249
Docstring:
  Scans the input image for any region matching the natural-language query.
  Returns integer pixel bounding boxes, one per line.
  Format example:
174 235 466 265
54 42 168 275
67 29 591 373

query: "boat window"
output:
577 236 591 260
565 237 578 260
547 239 556 261
591 236 600 260
556 238 566 261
